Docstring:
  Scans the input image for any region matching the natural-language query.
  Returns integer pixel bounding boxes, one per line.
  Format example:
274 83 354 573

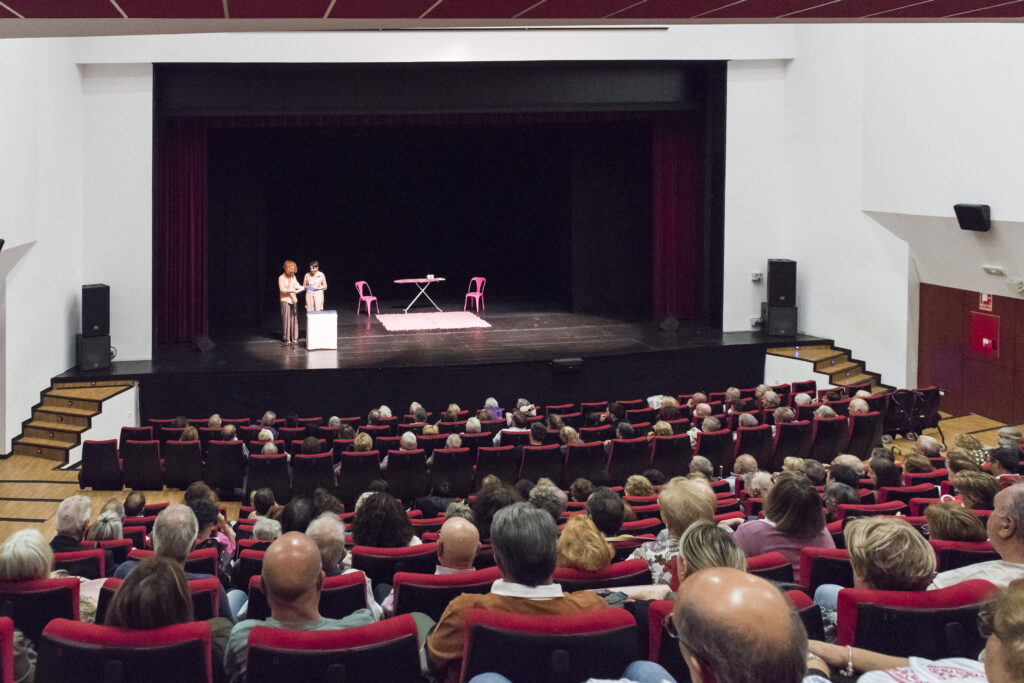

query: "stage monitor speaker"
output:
761 303 798 337
767 259 796 307
82 284 109 338
659 316 679 332
76 334 111 370
193 334 217 353
954 203 991 232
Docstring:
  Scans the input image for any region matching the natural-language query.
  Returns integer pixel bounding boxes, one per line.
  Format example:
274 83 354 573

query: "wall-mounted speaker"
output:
82 284 110 338
76 334 111 370
954 204 991 232
767 259 797 307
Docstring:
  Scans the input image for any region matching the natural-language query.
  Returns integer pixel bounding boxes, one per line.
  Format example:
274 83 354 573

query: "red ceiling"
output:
1 0 1023 20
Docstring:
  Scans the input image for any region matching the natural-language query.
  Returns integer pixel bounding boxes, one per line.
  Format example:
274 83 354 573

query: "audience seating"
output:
903 469 949 487
384 449 429 503
162 440 203 489
836 501 907 523
35 618 212 683
290 452 335 499
0 616 12 683
118 426 153 452
800 548 854 594
245 614 420 683
745 552 794 583
474 447 518 489
877 483 939 505
835 579 997 659
121 440 164 491
205 440 246 495
460 607 637 683
553 558 652 591
771 421 811 470
391 567 501 621
121 526 146 551
96 577 220 624
648 434 692 479
734 425 773 471
351 544 438 586
247 572 370 621
929 539 1000 572
562 442 607 488
0 577 80 644
791 380 817 396
579 425 612 441
78 440 123 490
519 444 563 484
158 427 183 444
233 550 265 592
245 454 291 504
336 451 383 510
845 411 883 460
428 448 473 498
647 600 687 682
81 538 133 566
785 589 826 641
694 429 733 477
807 416 848 464
52 549 105 581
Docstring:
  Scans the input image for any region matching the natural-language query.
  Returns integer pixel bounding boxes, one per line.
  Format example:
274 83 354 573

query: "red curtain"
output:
154 122 208 343
652 113 703 321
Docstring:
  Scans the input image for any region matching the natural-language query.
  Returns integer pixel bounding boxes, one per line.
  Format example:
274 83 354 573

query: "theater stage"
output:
58 301 830 421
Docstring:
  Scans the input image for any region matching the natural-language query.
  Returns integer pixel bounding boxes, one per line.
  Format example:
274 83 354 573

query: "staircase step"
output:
817 358 856 375
25 421 86 435
12 442 69 462
48 385 129 401
768 345 844 362
32 408 90 428
41 395 100 413
833 372 876 387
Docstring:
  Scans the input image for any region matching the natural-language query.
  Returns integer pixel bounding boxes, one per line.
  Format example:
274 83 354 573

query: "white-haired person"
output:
305 513 383 620
86 510 123 542
252 517 282 542
1 528 102 622
380 430 419 470
51 495 116 576
628 478 716 585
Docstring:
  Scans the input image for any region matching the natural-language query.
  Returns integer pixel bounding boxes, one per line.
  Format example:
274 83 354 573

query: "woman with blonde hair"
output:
629 478 715 585
676 521 746 580
180 425 199 442
953 470 1000 510
556 515 614 572
624 474 655 498
901 453 935 474
278 260 304 345
559 426 579 447
646 420 673 444
86 510 123 541
925 502 988 542
945 448 982 474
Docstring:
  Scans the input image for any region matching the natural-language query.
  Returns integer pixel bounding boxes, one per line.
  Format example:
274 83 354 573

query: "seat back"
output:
83 538 134 566
734 425 773 471
350 544 439 586
118 426 153 452
392 567 501 622
519 444 563 484
162 440 204 489
562 442 607 489
384 449 429 503
474 446 519 489
53 549 105 581
579 425 612 441
553 559 652 592
0 578 79 644
245 454 292 504
649 434 693 479
461 607 637 683
245 614 420 683
647 600 688 682
428 448 473 498
694 429 734 476
233 550 265 592
837 580 997 659
354 280 373 298
606 437 649 486
247 572 369 622
416 434 449 458
785 590 827 641
801 548 854 593
929 539 1000 573
877 483 939 505
291 452 335 499
771 421 811 470
744 551 794 583
336 451 382 510
80 439 123 490
807 416 849 464
205 440 247 494
846 411 883 460
836 501 907 522
36 618 212 683
902 469 949 487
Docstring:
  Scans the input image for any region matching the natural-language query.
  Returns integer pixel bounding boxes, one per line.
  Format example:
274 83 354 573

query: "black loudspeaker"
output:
761 303 798 337
767 259 797 306
954 204 991 232
82 284 110 338
659 316 679 332
76 334 111 370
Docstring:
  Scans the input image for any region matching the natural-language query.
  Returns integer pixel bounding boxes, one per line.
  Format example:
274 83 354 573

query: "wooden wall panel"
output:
918 284 965 416
963 357 1015 424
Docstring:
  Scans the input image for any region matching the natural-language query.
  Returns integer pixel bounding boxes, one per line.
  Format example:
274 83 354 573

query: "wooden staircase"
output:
12 380 135 462
766 344 893 394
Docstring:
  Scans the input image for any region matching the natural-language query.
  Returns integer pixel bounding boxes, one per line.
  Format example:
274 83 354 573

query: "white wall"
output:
0 39 85 452
82 64 153 361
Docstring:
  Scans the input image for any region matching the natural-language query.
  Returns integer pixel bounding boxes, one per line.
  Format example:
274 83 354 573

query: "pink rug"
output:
376 311 491 332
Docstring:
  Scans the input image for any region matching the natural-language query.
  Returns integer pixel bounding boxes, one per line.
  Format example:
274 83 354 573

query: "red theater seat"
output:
350 544 438 586
247 572 370 622
460 607 637 683
929 539 1000 573
553 559 652 591
0 577 79 645
391 567 501 622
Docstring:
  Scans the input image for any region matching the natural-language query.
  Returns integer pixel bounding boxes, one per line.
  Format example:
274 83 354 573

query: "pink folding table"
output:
394 277 446 313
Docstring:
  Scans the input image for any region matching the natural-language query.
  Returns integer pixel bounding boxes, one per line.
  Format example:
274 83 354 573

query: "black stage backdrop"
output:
154 62 726 343
207 120 650 329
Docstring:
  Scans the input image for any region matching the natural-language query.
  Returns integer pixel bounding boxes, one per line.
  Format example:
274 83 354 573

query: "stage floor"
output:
62 301 829 377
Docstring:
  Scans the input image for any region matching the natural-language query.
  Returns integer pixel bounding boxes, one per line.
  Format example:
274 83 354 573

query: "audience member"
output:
252 517 282 542
248 488 276 519
914 434 942 458
86 510 123 541
570 477 594 503
351 492 418 548
926 501 988 542
730 473 834 582
556 515 613 572
643 468 666 486
793 392 812 406
803 459 827 486
444 501 474 522
868 455 902 495
832 453 866 477
528 483 567 523
513 478 535 502
746 470 774 498
123 490 146 518
782 456 805 476
902 453 935 474
677 520 746 580
823 482 860 522
689 455 714 481
52 495 115 575
813 404 837 419
630 479 715 585
586 487 626 539
827 463 860 489
624 474 655 497
305 513 383 620
312 487 343 515
225 533 374 682
848 397 870 414
930 484 1024 589
954 470 1000 510
989 445 1021 478
426 503 607 682
492 410 529 446
100 497 125 519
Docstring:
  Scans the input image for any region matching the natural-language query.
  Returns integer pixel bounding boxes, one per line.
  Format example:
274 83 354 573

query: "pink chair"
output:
464 277 486 312
355 281 379 316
